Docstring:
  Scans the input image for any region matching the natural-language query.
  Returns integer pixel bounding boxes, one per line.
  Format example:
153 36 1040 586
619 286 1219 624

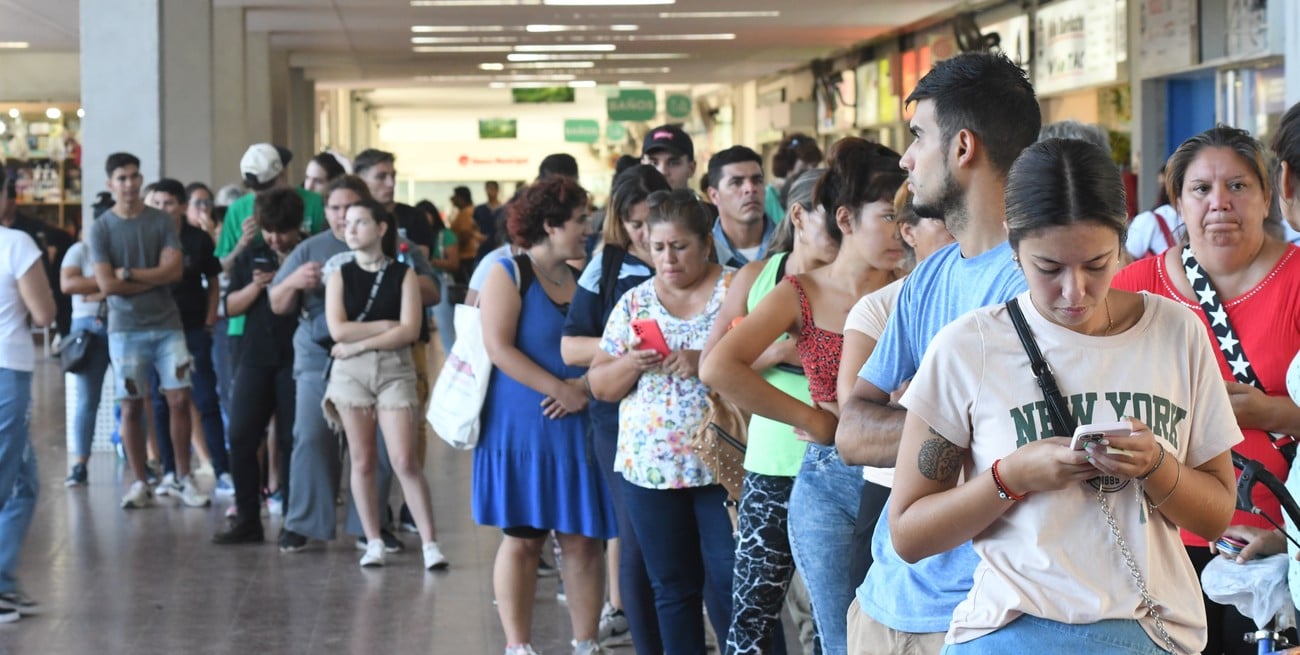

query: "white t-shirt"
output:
901 291 1242 653
1124 205 1182 259
61 242 101 319
0 226 42 372
844 276 905 488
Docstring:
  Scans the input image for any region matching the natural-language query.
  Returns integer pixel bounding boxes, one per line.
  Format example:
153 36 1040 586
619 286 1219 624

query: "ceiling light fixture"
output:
411 25 506 32
605 53 689 60
0 42 29 49
507 60 595 69
514 44 616 52
46 108 62 120
543 0 673 5
478 62 507 70
568 80 597 88
621 33 735 41
7 109 18 118
525 24 640 32
413 45 514 53
658 10 778 18
411 36 517 44
76 108 85 118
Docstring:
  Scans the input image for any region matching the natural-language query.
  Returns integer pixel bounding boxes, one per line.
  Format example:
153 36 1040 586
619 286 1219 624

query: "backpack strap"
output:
511 253 534 298
599 244 626 305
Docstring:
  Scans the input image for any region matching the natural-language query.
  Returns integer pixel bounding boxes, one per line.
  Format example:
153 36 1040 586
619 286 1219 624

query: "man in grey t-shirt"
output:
89 152 209 511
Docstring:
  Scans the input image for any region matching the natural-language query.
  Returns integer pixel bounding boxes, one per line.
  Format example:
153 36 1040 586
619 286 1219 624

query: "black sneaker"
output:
398 503 418 533
213 519 265 545
0 591 37 616
65 463 88 487
354 529 405 553
277 529 309 553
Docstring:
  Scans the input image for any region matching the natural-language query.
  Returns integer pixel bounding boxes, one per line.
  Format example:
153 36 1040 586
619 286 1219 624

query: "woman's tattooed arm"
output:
917 428 963 483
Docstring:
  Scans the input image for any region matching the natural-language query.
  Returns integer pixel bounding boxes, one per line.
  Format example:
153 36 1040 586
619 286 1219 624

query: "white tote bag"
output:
427 303 493 449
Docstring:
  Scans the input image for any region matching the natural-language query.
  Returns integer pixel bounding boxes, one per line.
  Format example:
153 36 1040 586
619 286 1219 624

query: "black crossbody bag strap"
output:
1180 247 1297 459
1006 298 1077 437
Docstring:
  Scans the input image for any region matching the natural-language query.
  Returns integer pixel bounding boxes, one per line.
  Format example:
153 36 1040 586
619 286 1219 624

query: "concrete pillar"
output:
211 6 247 189
286 68 317 173
245 31 273 146
80 0 164 205
161 0 214 186
1287 0 1300 106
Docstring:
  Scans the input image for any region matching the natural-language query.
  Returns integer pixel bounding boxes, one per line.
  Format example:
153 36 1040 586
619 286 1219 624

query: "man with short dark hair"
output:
641 124 696 191
353 148 434 258
837 52 1040 653
90 153 208 510
706 146 772 268
142 179 229 499
538 153 579 180
473 180 502 257
215 144 325 272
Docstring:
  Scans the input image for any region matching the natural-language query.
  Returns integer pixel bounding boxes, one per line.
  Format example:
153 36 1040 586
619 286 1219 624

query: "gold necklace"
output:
1099 295 1114 336
527 253 568 286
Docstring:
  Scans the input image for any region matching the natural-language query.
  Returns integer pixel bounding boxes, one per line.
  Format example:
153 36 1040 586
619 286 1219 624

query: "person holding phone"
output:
889 139 1240 654
213 188 305 544
588 189 736 653
701 138 906 654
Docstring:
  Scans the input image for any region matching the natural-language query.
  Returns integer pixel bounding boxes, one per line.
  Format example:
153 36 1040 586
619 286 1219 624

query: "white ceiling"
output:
3 0 970 88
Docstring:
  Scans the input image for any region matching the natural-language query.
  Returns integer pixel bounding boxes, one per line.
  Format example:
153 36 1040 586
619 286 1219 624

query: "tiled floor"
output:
0 354 588 655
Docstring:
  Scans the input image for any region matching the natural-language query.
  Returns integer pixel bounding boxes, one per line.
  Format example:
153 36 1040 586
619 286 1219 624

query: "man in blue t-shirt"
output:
835 53 1041 653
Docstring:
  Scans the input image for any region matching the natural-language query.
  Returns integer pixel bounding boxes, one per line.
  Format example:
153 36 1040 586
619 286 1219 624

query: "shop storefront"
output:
0 101 83 233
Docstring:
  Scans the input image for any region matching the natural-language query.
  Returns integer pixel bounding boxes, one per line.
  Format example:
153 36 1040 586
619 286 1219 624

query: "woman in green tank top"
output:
698 168 835 654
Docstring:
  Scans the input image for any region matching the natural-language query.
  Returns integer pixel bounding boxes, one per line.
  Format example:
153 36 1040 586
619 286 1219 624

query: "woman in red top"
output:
1112 125 1300 655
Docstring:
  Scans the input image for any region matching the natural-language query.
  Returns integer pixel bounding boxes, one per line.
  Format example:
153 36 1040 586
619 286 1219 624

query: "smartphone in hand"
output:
1070 420 1134 453
631 318 671 358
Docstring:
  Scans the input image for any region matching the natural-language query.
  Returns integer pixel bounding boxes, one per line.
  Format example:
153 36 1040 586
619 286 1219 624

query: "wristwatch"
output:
117 267 133 281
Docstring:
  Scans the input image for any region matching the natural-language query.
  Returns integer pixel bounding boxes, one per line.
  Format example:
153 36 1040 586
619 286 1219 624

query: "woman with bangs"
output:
701 137 908 655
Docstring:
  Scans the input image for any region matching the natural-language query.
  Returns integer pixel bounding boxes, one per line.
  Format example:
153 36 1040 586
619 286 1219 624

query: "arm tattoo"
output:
917 429 963 483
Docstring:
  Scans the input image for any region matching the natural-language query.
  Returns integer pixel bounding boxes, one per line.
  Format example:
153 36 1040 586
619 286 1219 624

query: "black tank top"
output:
341 259 409 322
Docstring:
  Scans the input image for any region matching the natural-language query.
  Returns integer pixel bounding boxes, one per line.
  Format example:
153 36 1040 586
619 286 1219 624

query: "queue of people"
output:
6 49 1300 655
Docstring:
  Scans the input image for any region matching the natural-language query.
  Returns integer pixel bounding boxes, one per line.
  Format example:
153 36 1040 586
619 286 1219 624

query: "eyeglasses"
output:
190 200 212 208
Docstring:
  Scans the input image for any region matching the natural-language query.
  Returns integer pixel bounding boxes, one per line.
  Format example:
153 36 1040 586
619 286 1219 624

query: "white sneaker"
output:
360 539 385 568
505 646 540 655
572 640 604 655
120 480 154 509
178 475 211 508
214 473 235 498
422 542 449 570
154 472 179 497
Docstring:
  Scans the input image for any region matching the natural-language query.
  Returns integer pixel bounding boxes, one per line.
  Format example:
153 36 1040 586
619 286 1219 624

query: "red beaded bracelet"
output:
991 458 1026 501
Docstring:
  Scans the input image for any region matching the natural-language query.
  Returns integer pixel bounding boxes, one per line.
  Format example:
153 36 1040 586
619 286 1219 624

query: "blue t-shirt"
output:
856 240 1027 633
563 247 653 436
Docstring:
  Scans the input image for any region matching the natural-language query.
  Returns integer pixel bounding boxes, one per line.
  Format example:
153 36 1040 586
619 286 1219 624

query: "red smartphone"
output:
631 319 671 358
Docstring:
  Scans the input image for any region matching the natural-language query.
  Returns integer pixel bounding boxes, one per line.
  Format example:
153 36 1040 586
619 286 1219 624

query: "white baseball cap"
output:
240 143 293 187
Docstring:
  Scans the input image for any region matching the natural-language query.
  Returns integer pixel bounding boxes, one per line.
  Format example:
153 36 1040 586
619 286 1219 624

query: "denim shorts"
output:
941 615 1169 654
108 329 193 400
322 348 418 432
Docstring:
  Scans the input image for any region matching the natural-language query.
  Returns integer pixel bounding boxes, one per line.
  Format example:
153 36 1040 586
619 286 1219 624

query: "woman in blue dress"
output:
474 175 616 655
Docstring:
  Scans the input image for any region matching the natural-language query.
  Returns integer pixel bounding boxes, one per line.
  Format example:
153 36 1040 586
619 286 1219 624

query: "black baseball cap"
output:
642 124 694 161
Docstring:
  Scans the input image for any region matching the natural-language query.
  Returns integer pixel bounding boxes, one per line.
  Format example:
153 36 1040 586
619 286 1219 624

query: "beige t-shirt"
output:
901 291 1242 653
845 277 906 488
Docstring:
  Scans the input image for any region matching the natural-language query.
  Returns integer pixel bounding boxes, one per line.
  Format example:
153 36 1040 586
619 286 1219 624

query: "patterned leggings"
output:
726 472 796 655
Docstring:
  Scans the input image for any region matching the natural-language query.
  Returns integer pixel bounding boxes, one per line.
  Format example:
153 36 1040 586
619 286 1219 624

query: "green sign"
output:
665 93 692 119
607 89 656 121
478 119 517 139
606 121 627 142
564 119 600 143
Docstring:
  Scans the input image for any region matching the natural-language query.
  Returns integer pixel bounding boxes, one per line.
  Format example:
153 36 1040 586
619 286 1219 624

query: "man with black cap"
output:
641 124 696 191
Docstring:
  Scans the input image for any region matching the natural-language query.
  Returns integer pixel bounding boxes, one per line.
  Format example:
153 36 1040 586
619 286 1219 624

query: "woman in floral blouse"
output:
589 188 736 653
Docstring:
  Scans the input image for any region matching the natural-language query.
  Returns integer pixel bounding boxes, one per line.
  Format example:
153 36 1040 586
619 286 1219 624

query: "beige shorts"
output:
846 598 947 655
322 348 418 432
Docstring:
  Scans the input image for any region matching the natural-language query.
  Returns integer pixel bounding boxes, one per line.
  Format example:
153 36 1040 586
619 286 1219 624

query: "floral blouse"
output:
600 269 731 489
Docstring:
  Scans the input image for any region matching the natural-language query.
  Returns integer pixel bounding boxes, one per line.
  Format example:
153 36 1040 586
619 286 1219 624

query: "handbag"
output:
1005 297 1176 653
61 303 106 374
428 256 529 449
60 329 103 374
688 390 750 503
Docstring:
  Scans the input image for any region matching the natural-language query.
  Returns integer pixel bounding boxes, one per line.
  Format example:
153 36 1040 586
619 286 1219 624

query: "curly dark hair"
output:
507 176 588 248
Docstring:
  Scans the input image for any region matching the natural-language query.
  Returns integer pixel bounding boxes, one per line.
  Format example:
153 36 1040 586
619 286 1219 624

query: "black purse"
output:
61 304 106 374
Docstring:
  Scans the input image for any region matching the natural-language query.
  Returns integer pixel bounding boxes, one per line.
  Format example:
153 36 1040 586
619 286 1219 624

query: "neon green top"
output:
741 252 810 477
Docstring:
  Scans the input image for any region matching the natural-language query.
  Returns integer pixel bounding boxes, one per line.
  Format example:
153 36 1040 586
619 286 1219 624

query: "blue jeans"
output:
70 316 112 459
941 615 1169 654
591 417 661 655
152 328 227 476
107 328 191 399
0 368 38 594
432 276 455 356
622 480 735 655
787 444 865 655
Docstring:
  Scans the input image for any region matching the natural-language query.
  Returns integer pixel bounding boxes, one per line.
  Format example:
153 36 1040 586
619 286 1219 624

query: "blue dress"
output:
471 260 616 539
